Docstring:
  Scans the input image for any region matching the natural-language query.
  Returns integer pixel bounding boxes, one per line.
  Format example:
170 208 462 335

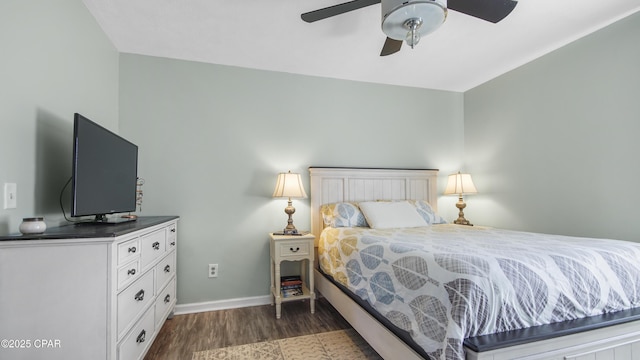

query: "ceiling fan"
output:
301 0 518 56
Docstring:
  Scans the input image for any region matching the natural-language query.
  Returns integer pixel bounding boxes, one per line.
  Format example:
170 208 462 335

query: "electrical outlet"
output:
208 263 218 278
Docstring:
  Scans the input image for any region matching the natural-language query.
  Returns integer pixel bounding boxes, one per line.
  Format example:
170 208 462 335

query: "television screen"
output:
71 113 138 222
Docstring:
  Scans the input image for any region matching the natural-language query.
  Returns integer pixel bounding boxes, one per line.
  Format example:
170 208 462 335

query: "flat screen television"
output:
71 113 139 223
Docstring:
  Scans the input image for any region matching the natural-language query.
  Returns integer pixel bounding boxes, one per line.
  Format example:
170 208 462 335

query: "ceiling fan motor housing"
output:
381 0 448 40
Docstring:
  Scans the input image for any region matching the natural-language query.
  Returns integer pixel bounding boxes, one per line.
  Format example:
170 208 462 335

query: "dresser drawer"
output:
278 241 311 258
155 251 175 292
118 238 140 266
167 224 177 250
155 278 176 329
141 229 166 269
118 306 155 360
118 270 154 338
117 259 140 290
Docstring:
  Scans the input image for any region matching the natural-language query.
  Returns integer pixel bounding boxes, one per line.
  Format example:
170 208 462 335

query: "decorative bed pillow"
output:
358 200 428 229
409 199 448 225
321 202 369 228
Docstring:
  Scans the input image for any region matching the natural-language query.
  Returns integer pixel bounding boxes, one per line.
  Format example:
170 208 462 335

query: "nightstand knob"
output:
127 268 136 276
290 247 300 252
128 246 137 253
152 241 160 250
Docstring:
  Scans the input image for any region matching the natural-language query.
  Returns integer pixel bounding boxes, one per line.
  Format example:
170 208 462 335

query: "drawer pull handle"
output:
128 246 137 253
170 228 176 233
127 269 136 276
164 294 171 304
152 242 160 250
164 265 171 273
170 241 176 246
290 247 300 252
136 329 146 344
134 289 145 301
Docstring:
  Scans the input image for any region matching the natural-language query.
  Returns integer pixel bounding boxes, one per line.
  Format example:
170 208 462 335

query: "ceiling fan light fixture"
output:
381 0 447 48
404 18 423 48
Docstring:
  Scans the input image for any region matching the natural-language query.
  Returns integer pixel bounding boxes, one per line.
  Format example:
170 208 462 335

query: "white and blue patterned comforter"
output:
317 224 640 359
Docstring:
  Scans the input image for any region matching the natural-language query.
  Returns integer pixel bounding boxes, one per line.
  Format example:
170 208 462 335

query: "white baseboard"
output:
174 295 272 315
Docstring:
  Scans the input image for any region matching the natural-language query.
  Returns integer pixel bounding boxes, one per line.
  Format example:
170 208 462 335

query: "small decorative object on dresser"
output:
443 171 478 226
122 177 145 220
269 232 315 319
19 217 47 234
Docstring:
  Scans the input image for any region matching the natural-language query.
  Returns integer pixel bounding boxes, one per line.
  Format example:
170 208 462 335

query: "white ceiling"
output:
83 0 640 92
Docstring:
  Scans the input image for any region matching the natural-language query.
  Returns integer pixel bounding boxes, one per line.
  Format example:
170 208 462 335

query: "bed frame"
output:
309 167 640 360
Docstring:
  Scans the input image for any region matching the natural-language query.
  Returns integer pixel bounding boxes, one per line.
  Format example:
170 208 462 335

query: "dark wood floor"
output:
144 297 352 360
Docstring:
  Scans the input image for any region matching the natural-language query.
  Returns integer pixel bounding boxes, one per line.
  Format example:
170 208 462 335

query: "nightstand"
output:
269 233 316 319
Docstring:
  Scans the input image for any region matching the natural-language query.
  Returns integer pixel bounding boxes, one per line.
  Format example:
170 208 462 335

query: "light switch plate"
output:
4 183 17 209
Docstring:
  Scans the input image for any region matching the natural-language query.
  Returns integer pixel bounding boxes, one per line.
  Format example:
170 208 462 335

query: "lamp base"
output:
453 218 473 226
275 199 304 235
453 195 473 226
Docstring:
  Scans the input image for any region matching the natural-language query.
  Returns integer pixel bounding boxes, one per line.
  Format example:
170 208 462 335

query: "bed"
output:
309 167 640 360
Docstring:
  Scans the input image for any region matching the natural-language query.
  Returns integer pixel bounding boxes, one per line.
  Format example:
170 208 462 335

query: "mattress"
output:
317 224 640 360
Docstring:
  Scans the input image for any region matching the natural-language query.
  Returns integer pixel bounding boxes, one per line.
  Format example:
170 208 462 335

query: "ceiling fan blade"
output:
301 0 381 23
380 37 403 56
448 0 517 23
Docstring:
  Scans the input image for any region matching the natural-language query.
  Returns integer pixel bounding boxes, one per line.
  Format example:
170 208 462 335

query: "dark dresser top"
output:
0 216 179 241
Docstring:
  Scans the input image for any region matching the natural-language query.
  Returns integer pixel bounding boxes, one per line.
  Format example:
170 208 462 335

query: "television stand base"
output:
76 215 137 225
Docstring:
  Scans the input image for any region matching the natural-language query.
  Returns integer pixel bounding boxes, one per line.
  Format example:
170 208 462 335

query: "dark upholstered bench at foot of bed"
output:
464 307 640 352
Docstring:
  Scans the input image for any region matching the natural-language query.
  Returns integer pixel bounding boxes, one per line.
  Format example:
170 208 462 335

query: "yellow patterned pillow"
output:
321 202 369 228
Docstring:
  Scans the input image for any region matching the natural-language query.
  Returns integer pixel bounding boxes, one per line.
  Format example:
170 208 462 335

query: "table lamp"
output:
444 171 478 226
272 171 307 235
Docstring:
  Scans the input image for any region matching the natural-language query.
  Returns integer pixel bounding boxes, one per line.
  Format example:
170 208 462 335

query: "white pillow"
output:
358 201 429 229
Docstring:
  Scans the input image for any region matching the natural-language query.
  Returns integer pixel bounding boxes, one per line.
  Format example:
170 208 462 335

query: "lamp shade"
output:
273 171 307 199
444 172 478 195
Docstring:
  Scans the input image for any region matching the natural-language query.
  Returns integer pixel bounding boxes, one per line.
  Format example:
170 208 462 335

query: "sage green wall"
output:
8 0 633 308
0 0 119 234
464 12 640 241
118 54 464 304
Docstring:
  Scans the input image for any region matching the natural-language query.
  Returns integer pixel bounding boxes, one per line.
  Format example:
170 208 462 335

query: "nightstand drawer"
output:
278 242 310 258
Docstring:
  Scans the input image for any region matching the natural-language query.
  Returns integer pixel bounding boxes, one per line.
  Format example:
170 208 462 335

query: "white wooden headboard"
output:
309 167 439 243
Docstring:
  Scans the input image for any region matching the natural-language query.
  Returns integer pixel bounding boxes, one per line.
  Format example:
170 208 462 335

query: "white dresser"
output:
0 216 178 360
